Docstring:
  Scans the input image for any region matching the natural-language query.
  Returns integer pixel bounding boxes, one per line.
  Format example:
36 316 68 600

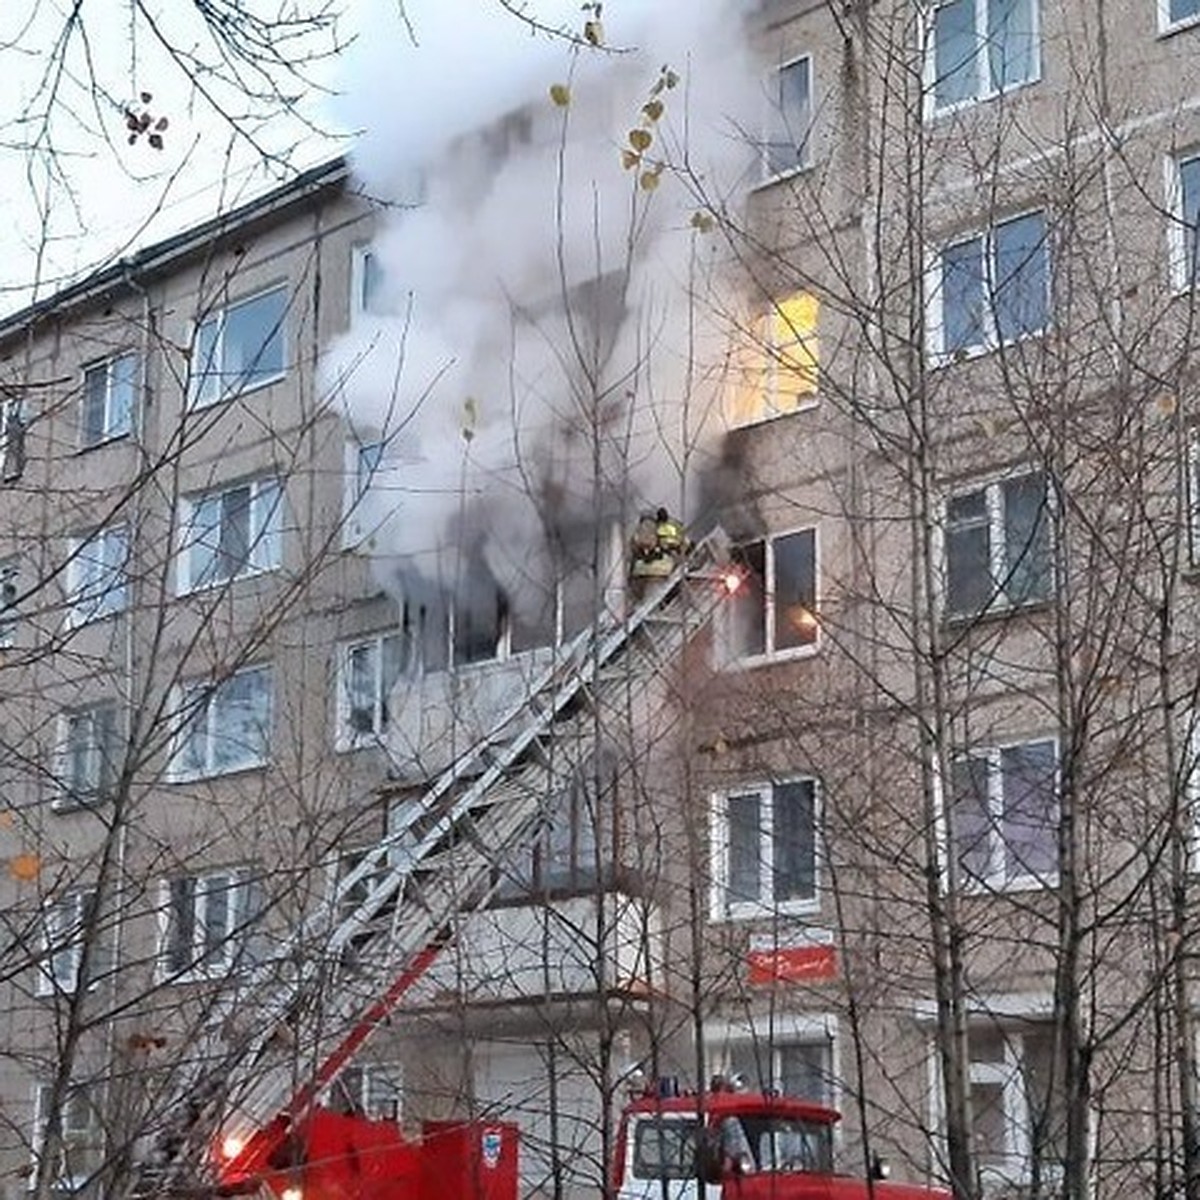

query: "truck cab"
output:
612 1080 951 1200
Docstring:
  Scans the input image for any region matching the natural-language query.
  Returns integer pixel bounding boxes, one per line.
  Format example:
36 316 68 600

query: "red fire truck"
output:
612 1079 951 1200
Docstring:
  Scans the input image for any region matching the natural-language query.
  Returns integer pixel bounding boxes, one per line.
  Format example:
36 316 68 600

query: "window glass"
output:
181 478 281 593
70 527 129 624
773 530 818 652
773 780 816 901
952 740 1057 889
942 236 986 353
1168 0 1200 25
1001 473 1051 603
0 557 17 647
993 213 1048 342
632 1118 699 1181
934 0 978 108
176 667 272 778
193 287 286 405
1180 155 1200 289
62 703 118 806
727 792 762 903
945 473 1049 615
764 58 811 179
933 0 1037 109
82 353 135 446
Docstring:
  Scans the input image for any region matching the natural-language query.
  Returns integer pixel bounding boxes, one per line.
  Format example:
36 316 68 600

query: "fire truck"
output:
142 535 946 1200
613 1079 952 1200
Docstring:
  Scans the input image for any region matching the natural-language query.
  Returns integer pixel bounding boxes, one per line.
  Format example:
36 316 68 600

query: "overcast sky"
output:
0 0 706 319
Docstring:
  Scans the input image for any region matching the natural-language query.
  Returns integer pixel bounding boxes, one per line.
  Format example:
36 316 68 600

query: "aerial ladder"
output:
146 531 736 1196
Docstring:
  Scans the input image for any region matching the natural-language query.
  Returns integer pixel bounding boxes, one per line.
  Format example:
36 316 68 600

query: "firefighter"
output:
654 507 687 562
629 507 688 602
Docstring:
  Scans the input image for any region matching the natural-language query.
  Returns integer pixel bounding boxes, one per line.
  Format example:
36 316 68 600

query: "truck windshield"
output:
720 1114 834 1174
632 1117 700 1180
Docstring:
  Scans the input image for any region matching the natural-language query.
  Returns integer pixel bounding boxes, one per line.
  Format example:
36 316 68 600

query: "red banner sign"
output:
747 944 837 985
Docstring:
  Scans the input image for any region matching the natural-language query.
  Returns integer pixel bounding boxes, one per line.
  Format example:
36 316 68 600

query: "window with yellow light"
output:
728 291 819 428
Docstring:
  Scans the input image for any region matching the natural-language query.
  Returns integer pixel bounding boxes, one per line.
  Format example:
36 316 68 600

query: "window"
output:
38 891 96 996
81 353 136 447
1169 152 1200 292
762 57 811 180
935 211 1048 355
32 1080 105 1190
1160 0 1200 31
332 1064 404 1120
944 471 1051 616
338 633 407 748
57 703 119 809
2 395 25 481
951 738 1058 890
67 525 129 625
0 556 16 648
352 245 388 317
159 870 258 978
177 477 282 593
724 1036 834 1106
712 777 818 919
173 665 273 779
728 529 818 660
966 1022 1064 1189
930 0 1038 111
192 286 287 407
498 756 611 898
343 439 386 547
728 292 819 427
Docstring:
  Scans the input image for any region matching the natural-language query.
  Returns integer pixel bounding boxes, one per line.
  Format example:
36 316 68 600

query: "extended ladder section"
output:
157 531 731 1181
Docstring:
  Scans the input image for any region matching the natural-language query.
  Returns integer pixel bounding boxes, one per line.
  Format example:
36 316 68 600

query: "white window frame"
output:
336 632 406 751
925 0 1041 116
0 555 17 648
80 352 136 448
170 665 273 781
760 55 812 184
55 702 119 810
705 1013 838 1110
920 994 1064 1194
949 736 1059 892
710 776 820 921
726 526 820 664
351 244 387 318
940 469 1052 617
342 438 386 549
67 524 129 627
1159 0 1200 33
37 890 96 997
190 284 288 408
1167 151 1200 293
31 1079 105 1191
177 476 282 594
156 869 252 981
334 1063 404 1121
929 209 1050 360
2 394 25 481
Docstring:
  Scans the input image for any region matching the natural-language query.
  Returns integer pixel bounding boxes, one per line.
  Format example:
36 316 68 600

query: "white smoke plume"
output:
326 0 758 639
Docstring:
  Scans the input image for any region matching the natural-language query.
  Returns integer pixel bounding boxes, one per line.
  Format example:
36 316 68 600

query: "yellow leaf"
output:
621 149 641 171
640 171 661 191
642 99 664 122
629 128 652 152
549 83 571 107
690 210 715 233
9 852 40 882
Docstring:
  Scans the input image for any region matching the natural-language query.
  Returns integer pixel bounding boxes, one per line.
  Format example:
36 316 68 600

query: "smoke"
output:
326 0 757 636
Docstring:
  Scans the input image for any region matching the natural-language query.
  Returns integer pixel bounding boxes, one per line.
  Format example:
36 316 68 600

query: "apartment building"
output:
1 1 1199 1199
